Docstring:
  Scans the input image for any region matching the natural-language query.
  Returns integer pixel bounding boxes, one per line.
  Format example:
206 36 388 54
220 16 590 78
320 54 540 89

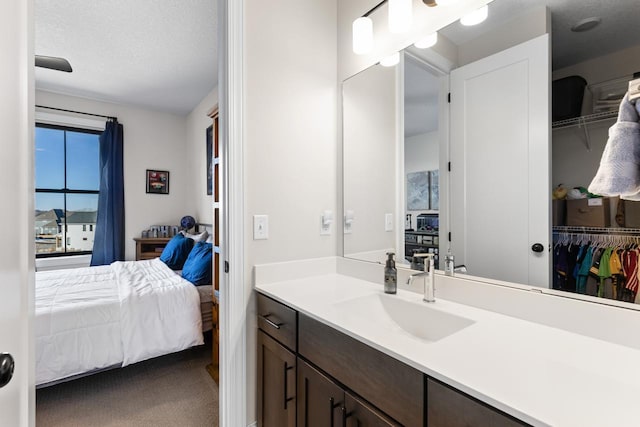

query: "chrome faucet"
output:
407 253 435 303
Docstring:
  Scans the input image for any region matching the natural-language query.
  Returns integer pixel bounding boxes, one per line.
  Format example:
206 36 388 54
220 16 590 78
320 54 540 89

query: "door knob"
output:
0 353 14 388
531 243 544 253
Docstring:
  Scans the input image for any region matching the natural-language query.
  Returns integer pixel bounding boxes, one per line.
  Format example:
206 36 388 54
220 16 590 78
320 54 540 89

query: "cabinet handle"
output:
259 313 283 329
341 406 352 427
283 362 294 410
329 397 341 427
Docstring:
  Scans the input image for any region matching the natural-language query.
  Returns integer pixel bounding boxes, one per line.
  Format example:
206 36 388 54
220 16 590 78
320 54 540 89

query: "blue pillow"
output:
182 242 213 286
160 234 194 270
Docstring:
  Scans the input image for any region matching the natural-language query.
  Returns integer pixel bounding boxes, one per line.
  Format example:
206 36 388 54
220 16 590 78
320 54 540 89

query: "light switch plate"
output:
253 215 268 240
320 212 332 235
385 213 393 232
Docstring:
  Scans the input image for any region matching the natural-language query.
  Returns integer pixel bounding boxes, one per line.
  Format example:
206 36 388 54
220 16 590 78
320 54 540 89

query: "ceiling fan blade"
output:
35 55 72 73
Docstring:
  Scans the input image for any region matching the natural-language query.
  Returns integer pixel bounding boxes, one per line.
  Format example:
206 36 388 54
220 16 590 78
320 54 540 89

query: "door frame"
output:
219 0 248 426
401 49 452 264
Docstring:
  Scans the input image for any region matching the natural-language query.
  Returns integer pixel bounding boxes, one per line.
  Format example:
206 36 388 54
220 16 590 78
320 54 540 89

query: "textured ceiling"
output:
35 0 217 116
440 0 640 70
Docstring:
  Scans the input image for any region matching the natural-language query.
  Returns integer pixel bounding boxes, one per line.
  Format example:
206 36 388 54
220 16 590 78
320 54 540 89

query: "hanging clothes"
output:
576 246 594 295
622 249 639 303
597 247 613 298
609 249 624 300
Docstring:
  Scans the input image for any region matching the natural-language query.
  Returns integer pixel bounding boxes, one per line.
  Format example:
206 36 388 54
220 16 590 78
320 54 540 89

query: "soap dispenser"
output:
384 252 397 294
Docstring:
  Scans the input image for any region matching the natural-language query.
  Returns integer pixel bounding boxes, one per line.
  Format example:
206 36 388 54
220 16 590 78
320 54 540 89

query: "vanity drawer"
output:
257 293 297 351
298 313 424 427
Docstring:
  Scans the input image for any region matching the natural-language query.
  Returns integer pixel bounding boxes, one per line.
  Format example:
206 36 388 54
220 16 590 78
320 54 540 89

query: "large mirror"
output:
343 0 640 305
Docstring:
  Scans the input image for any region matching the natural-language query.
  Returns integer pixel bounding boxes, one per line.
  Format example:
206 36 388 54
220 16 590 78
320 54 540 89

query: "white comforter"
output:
35 258 203 386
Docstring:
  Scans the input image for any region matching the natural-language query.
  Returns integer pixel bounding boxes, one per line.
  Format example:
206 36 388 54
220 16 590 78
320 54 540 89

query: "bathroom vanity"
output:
256 290 524 427
254 258 640 427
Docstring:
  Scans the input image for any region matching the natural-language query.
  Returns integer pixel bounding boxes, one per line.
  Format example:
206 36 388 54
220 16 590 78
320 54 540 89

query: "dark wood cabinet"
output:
297 358 343 427
258 330 296 427
427 377 528 427
344 392 400 427
297 358 399 427
298 313 424 427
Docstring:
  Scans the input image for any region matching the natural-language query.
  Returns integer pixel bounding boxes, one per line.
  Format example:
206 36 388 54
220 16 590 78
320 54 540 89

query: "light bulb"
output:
380 52 400 67
460 5 488 26
414 32 438 49
353 17 373 55
388 0 412 34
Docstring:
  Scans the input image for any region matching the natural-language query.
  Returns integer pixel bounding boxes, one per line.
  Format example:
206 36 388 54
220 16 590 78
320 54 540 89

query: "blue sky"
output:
35 127 100 212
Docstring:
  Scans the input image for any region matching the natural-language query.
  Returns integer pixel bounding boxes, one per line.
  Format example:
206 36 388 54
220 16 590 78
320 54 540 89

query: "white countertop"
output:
256 273 640 427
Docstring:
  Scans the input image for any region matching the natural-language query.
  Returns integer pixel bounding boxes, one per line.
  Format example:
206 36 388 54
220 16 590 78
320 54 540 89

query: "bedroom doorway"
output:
206 105 220 383
31 0 221 425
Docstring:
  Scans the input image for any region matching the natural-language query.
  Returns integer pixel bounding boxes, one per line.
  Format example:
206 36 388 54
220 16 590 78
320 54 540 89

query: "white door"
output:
450 34 550 287
0 0 34 425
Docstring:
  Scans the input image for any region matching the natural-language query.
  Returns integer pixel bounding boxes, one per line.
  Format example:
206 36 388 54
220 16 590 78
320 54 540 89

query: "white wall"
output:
243 0 338 422
457 5 550 66
552 43 640 190
36 90 192 261
186 87 219 225
343 64 397 257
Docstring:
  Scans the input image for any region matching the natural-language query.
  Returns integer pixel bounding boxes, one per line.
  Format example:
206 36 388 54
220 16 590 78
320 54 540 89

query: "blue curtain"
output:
91 120 125 266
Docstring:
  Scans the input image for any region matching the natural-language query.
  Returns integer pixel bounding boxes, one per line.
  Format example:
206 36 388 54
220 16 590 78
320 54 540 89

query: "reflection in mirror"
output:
343 63 397 263
342 0 640 308
404 56 442 270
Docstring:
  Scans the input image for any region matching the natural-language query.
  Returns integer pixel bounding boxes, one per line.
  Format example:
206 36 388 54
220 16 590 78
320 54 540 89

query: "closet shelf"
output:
553 226 640 235
552 110 618 130
552 110 619 151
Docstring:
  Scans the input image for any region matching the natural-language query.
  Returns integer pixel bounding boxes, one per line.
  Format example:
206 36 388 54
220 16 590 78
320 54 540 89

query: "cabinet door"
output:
427 378 529 427
257 331 296 427
297 358 344 427
345 392 400 427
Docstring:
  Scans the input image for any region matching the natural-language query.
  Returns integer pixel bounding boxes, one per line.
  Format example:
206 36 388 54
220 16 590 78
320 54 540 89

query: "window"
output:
35 124 101 257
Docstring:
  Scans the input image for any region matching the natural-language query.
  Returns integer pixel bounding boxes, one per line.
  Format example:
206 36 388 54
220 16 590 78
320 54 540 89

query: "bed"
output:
35 258 207 387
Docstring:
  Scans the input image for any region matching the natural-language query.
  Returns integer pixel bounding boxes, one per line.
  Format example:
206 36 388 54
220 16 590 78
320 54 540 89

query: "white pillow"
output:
180 230 209 242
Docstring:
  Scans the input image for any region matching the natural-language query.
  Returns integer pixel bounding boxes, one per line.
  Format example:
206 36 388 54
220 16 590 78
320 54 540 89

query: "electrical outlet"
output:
253 215 268 240
385 213 393 232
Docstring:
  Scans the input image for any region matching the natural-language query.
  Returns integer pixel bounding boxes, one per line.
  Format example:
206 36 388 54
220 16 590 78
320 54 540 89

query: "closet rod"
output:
553 226 640 235
36 105 117 121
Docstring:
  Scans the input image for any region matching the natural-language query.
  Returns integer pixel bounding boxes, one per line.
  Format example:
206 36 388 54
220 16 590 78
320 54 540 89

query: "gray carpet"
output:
36 342 218 427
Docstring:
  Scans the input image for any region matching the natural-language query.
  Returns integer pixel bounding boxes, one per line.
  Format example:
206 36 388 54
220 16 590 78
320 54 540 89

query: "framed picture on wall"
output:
407 171 430 210
146 169 170 194
206 125 213 195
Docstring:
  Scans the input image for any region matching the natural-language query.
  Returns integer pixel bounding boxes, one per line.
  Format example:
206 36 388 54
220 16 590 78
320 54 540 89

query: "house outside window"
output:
35 124 100 257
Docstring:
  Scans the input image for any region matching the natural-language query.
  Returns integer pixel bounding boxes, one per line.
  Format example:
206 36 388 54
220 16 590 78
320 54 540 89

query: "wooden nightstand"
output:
133 237 171 260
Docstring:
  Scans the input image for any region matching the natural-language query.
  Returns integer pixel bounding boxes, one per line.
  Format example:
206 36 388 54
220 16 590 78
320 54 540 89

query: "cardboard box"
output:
552 200 566 226
566 197 610 227
624 200 640 228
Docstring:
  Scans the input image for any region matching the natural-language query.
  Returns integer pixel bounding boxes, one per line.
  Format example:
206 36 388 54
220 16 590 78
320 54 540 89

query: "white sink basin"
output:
333 293 475 342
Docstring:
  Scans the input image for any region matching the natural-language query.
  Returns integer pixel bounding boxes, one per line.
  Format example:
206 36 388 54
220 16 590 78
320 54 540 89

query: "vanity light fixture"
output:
352 0 417 55
388 0 413 34
353 17 374 54
380 52 400 67
414 32 438 49
460 4 488 26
